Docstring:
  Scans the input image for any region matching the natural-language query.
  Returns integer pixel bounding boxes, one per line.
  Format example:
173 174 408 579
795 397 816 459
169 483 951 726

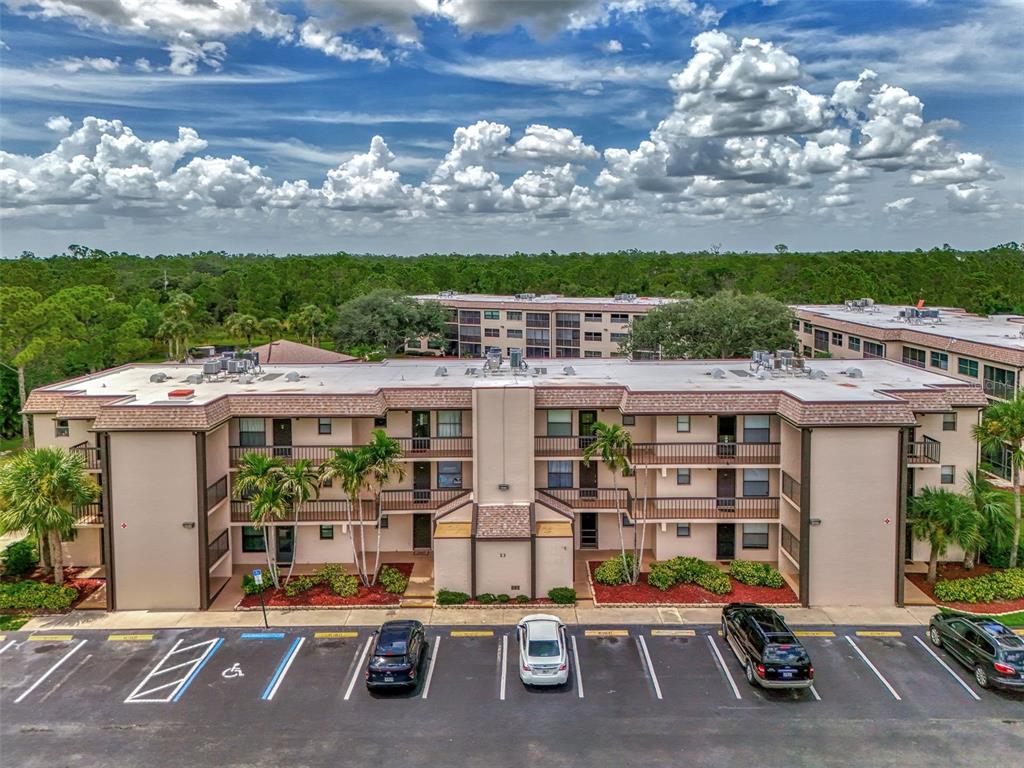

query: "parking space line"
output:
451 630 493 637
637 634 662 700
584 629 628 637
795 631 835 637
845 636 901 701
344 636 373 701
241 632 286 640
0 639 17 655
314 631 358 639
650 629 695 637
809 684 821 701
170 638 223 702
912 636 980 701
124 637 223 704
421 635 440 700
107 634 154 642
706 635 741 700
262 637 304 701
571 635 584 698
499 634 508 701
855 630 901 637
27 634 74 642
14 639 88 704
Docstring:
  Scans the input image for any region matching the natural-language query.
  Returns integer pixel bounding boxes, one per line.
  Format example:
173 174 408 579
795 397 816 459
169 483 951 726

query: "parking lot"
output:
2 624 1022 767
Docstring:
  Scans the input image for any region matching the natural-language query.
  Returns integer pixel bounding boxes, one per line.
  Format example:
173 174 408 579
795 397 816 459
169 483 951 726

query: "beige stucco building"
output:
27 353 987 611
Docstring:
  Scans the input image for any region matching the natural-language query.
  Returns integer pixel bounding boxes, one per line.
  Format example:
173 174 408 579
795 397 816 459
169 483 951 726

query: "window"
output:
238 418 265 447
526 346 549 357
506 328 523 339
802 322 813 333
622 414 636 426
484 310 500 320
379 515 389 529
242 526 266 552
556 328 580 345
484 328 500 338
742 523 769 549
902 346 926 368
584 350 602 358
802 345 812 356
941 465 956 484
864 340 885 359
743 415 770 443
942 413 957 431
676 468 691 485
459 310 480 324
791 319 800 331
506 310 522 321
547 410 572 436
958 357 978 377
54 419 70 438
610 332 628 342
526 312 549 327
319 525 334 540
437 410 462 437
676 524 691 537
584 331 602 342
848 336 861 352
742 468 770 497
437 461 462 489
374 416 387 428
983 366 1016 399
831 332 843 346
930 351 949 370
621 514 634 527
322 477 333 488
676 415 690 433
813 329 829 351
556 313 580 328
547 460 573 488
585 312 602 322
318 417 332 435
610 313 629 324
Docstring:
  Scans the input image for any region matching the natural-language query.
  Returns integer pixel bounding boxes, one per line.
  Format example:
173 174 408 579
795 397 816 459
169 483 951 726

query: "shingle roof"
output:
249 339 356 365
475 504 532 539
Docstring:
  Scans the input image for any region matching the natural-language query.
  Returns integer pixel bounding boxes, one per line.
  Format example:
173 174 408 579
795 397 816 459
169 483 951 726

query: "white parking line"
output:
344 636 373 701
912 636 980 701
124 637 223 704
421 635 440 700
0 640 17 655
846 635 901 701
571 635 584 699
637 634 663 700
706 634 742 700
14 639 88 704
809 684 821 701
499 634 508 701
262 637 305 701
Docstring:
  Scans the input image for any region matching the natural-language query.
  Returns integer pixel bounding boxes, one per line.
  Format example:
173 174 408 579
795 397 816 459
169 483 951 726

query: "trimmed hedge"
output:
0 580 78 611
729 560 784 588
378 565 409 595
515 594 531 604
594 554 636 585
242 573 273 596
933 568 1024 604
437 589 469 605
283 575 319 598
476 592 496 604
2 540 37 579
275 564 359 598
548 587 577 604
646 556 732 595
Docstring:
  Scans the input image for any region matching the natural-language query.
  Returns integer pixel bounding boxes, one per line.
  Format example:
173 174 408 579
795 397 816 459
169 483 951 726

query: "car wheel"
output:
929 627 942 647
745 661 756 687
974 664 990 689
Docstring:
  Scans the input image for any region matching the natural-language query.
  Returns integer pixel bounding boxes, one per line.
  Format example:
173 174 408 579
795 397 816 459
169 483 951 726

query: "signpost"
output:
253 569 269 629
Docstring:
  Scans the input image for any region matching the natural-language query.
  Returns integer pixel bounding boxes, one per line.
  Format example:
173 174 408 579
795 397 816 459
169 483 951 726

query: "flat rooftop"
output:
794 304 1024 353
411 292 675 307
38 357 979 407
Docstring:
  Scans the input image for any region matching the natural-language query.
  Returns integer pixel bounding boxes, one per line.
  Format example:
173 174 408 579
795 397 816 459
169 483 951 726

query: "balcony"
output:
207 529 229 568
230 499 377 523
393 437 472 459
71 441 102 470
537 487 631 511
72 502 103 525
906 440 940 465
633 496 780 521
206 475 228 512
230 438 471 467
380 488 471 513
781 470 801 507
630 441 780 466
983 378 1017 400
535 436 597 457
229 445 358 466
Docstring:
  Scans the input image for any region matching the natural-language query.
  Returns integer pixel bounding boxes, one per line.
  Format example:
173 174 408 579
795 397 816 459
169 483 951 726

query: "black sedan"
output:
721 603 814 690
365 620 427 690
928 613 1024 691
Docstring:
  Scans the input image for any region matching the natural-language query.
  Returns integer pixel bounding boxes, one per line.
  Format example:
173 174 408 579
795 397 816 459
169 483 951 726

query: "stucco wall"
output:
473 384 535 505
61 527 102 566
535 536 573 596
32 414 94 450
434 537 471 593
475 540 531 596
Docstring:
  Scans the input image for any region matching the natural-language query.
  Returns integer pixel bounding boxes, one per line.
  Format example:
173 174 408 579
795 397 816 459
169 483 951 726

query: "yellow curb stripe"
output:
650 629 695 637
855 630 901 637
584 629 629 637
795 630 835 637
107 633 153 641
28 634 74 642
450 630 494 637
314 631 358 639
1013 629 1024 636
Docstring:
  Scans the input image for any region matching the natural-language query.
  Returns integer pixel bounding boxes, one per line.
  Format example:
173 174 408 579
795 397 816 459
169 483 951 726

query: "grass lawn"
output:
0 436 24 453
940 607 1024 627
0 613 31 631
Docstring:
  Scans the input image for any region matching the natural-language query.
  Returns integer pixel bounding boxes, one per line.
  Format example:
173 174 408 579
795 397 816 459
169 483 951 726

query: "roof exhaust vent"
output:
149 372 168 383
563 366 576 376
284 371 301 382
844 367 863 378
709 367 727 379
185 373 203 385
435 366 448 377
238 373 254 384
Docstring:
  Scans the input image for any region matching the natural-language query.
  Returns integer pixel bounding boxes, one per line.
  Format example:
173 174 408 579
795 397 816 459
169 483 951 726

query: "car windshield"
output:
528 639 561 658
764 643 807 664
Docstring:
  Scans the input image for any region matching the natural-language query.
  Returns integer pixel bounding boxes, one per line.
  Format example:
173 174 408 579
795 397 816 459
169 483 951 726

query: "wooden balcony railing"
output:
229 445 359 466
393 437 472 458
781 471 801 506
630 441 780 465
380 488 471 512
538 487 631 511
230 499 377 523
73 502 103 525
207 529 229 567
906 440 940 464
633 496 780 521
205 475 228 512
230 438 471 466
71 441 102 470
535 436 597 457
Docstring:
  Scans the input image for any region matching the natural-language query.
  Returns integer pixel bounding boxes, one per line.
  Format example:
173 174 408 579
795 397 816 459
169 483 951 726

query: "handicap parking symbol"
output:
222 663 244 679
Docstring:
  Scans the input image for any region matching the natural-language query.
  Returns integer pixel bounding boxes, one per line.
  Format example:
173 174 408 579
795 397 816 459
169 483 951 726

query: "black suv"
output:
722 603 814 690
928 613 1024 691
365 620 427 690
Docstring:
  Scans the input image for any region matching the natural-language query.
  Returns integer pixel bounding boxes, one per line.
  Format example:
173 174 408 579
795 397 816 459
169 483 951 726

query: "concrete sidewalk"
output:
19 604 939 632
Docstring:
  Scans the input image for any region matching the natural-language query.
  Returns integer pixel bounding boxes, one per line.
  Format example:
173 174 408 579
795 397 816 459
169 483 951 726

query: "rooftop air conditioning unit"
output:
614 293 637 302
510 348 525 370
149 372 168 383
202 360 222 376
226 360 246 374
515 292 536 300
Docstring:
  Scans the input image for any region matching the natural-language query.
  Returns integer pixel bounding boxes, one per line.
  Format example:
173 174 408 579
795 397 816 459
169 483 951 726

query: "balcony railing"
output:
230 438 471 466
983 378 1017 400
535 436 597 457
72 502 103 525
206 475 228 512
229 445 359 466
781 525 800 565
207 529 229 567
394 437 472 458
380 488 471 512
630 441 780 465
538 487 631 511
906 440 940 464
781 471 801 506
230 499 377 523
71 441 102 470
633 496 780 521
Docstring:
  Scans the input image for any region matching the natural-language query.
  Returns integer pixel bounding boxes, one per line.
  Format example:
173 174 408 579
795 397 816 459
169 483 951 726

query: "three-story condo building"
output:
27 353 986 612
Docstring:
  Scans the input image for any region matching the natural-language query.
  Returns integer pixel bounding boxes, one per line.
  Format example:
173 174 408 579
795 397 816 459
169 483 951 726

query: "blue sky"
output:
1 0 1021 256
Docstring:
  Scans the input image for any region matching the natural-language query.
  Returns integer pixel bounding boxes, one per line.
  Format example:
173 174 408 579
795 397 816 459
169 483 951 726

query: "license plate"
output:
781 671 794 679
384 675 394 682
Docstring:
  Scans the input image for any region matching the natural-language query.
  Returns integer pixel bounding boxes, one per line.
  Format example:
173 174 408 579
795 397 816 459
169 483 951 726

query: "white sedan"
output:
516 614 569 686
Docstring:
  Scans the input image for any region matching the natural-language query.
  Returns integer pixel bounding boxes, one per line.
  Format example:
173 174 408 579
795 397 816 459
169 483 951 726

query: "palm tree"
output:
260 317 283 342
962 471 1014 569
248 481 289 589
289 304 327 347
582 422 637 583
226 313 260 347
278 459 320 584
157 317 194 360
972 393 1024 567
233 452 285 587
909 487 983 584
0 447 99 585
363 430 405 585
322 447 373 585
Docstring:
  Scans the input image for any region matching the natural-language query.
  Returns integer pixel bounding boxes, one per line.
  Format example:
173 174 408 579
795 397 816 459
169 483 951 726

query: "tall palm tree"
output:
972 393 1024 567
260 317 283 342
363 429 405 585
248 481 289 589
233 452 285 587
322 447 373 585
0 447 99 585
278 459 320 584
909 487 983 584
582 421 637 582
962 470 1014 569
289 304 327 347
225 313 260 347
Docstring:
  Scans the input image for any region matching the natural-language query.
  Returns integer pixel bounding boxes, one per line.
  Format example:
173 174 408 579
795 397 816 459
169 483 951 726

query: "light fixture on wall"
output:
809 518 822 526
182 521 196 529
498 483 510 491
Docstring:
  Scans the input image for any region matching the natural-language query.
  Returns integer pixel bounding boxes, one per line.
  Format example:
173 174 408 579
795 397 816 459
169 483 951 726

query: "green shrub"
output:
984 542 1024 570
594 554 635 585
436 589 469 605
515 594 531 604
934 568 1024 603
548 586 577 604
378 565 409 594
0 580 78 611
729 560 784 588
496 593 510 603
241 573 273 596
647 562 678 591
476 592 496 604
283 574 321 598
665 556 706 584
695 568 732 595
2 539 37 579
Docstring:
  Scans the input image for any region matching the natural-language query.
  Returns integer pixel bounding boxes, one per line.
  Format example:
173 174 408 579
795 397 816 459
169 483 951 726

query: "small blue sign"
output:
253 568 263 585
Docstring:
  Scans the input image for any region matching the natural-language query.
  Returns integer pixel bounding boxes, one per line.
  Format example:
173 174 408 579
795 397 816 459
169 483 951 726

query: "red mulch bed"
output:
908 563 1024 614
588 561 798 605
15 567 105 611
238 563 414 608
